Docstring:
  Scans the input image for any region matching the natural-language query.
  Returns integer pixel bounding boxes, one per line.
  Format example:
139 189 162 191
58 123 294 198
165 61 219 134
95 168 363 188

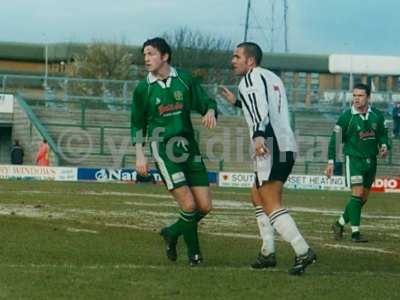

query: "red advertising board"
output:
371 177 400 193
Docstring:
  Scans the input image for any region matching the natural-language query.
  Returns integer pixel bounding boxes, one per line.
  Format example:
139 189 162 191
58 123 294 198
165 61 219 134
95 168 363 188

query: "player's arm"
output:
131 84 148 175
219 85 242 108
326 113 348 177
189 75 217 129
377 113 391 159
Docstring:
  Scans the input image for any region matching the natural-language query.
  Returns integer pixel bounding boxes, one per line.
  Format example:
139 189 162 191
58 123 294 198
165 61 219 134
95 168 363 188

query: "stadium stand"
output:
9 91 399 176
1 42 399 175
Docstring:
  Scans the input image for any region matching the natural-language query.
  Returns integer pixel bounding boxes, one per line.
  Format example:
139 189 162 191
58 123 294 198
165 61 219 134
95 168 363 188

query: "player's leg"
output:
257 180 315 275
190 186 212 221
350 158 376 242
169 186 203 265
256 149 315 275
332 156 363 240
152 141 201 264
182 147 212 264
362 188 370 206
362 157 376 207
258 181 309 255
347 184 368 242
349 157 376 242
334 156 368 242
250 185 276 269
184 150 212 222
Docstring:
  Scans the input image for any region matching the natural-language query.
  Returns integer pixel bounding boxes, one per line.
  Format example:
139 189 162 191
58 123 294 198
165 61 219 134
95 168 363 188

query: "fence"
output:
2 74 399 116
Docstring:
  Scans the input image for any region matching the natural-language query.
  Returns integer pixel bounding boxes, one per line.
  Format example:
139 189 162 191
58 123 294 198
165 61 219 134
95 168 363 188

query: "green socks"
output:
348 196 363 227
164 210 207 257
167 210 207 237
338 196 363 232
194 211 207 222
178 210 200 257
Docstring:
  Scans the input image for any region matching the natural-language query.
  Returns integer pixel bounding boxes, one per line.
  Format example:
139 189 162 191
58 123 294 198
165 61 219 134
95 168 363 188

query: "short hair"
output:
353 83 371 97
236 42 263 65
142 37 172 63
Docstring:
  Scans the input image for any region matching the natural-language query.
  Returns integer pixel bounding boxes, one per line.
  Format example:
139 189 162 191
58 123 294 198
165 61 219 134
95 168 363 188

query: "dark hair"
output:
353 83 371 97
236 42 263 65
43 139 47 143
142 37 172 63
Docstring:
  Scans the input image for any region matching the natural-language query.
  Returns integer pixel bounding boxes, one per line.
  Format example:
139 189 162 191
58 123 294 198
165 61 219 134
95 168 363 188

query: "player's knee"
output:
181 201 196 212
197 202 212 214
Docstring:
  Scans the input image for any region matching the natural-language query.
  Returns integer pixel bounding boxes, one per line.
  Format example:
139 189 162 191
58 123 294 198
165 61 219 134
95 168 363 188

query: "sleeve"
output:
234 99 242 108
328 113 348 162
131 84 147 146
189 75 218 118
248 73 270 139
377 113 391 150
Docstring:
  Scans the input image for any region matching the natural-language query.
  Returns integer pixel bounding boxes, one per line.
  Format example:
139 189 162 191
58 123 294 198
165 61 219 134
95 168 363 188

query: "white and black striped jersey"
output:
236 66 298 153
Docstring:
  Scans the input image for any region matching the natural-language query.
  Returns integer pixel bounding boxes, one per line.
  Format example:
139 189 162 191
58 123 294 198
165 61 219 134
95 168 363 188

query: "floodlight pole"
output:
284 0 289 52
244 0 251 41
44 44 48 88
43 35 49 88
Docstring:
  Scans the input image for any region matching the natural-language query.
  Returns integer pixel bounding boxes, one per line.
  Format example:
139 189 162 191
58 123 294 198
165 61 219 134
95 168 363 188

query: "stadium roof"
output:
0 41 330 72
262 53 329 73
0 41 88 62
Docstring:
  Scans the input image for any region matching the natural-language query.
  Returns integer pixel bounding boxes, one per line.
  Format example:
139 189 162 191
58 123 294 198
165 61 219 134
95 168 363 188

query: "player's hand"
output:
135 155 148 176
379 144 388 159
254 136 269 157
219 85 236 105
325 163 334 178
202 109 217 129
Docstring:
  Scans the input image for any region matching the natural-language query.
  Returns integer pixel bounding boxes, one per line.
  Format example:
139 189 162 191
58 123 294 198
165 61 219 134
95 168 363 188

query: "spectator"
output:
10 140 24 165
36 139 50 166
393 102 400 138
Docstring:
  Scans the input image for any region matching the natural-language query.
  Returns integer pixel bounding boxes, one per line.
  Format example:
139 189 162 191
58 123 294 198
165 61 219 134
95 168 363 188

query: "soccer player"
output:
219 86 276 269
131 38 217 266
326 83 390 242
220 42 316 275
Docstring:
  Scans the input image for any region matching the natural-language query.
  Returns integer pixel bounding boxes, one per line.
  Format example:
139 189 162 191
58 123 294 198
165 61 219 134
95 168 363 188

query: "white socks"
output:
269 208 309 256
255 206 275 256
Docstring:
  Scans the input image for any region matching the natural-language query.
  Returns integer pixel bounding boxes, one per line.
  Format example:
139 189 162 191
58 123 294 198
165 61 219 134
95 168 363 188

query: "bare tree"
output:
70 41 134 99
162 27 232 69
73 41 133 80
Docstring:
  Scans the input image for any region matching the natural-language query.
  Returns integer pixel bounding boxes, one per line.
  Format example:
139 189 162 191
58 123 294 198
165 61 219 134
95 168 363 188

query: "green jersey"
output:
131 67 217 145
328 106 390 161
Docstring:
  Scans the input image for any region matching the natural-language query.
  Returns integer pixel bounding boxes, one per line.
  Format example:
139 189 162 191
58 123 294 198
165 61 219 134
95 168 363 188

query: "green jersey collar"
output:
147 67 178 88
351 105 372 120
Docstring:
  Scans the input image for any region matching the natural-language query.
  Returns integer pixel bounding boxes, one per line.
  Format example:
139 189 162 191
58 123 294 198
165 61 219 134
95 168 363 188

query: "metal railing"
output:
3 74 400 118
15 93 62 165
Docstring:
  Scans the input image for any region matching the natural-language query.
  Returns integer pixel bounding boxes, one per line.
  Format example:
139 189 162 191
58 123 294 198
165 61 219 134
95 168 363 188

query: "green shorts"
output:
150 137 209 190
345 155 377 188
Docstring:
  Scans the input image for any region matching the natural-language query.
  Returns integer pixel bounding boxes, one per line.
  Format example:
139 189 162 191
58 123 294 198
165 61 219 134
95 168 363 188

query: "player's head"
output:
142 37 172 73
352 83 371 110
232 42 263 75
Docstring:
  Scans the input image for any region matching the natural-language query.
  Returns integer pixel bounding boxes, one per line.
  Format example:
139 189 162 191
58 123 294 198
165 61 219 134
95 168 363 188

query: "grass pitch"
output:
0 180 399 299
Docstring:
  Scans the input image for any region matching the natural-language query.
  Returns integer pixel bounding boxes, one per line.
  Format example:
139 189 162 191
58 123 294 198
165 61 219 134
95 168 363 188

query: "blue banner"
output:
77 167 217 184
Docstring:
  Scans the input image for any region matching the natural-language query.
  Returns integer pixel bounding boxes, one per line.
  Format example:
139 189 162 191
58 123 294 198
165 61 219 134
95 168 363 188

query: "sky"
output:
1 0 400 56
